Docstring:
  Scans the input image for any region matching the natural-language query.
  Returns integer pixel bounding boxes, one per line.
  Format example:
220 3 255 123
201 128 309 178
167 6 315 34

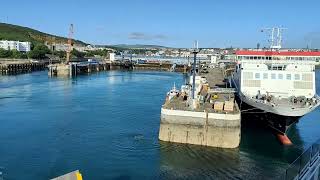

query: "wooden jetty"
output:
49 60 190 77
132 62 188 72
0 60 46 75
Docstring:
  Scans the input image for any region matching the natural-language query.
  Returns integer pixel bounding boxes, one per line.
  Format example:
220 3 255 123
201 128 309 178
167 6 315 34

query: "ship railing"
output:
282 139 320 180
239 59 316 65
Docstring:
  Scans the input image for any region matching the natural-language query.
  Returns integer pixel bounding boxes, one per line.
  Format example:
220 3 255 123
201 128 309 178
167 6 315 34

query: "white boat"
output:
167 83 179 101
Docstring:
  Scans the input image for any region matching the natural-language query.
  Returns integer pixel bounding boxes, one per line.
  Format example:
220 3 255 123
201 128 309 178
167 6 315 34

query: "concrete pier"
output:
159 68 241 148
48 62 110 77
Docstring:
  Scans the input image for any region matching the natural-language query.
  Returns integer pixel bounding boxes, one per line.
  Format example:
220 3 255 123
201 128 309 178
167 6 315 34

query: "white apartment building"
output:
0 40 31 52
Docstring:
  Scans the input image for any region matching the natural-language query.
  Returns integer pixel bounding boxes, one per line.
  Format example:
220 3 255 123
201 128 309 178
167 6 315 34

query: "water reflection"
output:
0 70 317 179
159 142 240 179
158 112 305 179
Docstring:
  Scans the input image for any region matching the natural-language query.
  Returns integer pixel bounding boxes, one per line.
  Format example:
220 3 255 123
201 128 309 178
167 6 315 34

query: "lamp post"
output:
191 41 199 100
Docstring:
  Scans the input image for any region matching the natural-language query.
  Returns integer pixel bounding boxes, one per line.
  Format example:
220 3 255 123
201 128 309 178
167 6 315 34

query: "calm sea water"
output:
0 70 319 180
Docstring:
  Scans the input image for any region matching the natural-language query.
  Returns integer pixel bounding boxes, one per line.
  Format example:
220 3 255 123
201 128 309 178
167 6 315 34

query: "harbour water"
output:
0 70 319 179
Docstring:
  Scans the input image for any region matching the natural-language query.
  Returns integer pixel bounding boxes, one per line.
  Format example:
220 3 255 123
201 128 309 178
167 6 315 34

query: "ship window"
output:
278 74 283 80
295 74 300 80
286 74 291 80
254 56 257 60
250 56 253 60
271 73 276 79
255 73 260 79
258 56 261 60
263 73 268 79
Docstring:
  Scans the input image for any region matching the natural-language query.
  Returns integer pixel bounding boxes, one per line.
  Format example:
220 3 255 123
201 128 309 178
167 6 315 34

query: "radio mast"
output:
261 27 287 49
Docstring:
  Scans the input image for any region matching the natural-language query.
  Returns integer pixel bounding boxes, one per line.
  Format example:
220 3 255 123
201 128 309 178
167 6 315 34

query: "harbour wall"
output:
133 63 188 72
159 108 241 148
49 63 110 77
50 62 189 77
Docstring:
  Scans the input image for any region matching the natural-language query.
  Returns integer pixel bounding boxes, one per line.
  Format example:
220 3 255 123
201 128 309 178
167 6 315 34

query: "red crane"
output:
66 24 74 63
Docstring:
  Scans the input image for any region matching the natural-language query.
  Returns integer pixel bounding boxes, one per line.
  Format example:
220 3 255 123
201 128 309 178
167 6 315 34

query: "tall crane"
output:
66 24 74 63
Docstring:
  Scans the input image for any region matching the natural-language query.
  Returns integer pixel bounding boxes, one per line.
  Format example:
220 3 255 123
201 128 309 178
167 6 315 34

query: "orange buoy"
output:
277 134 292 145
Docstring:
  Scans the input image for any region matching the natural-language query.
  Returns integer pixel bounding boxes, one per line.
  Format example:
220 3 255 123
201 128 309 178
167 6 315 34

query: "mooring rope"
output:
240 107 260 112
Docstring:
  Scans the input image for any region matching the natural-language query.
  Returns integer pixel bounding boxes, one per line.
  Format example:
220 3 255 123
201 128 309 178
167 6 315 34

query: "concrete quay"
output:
159 68 241 148
48 62 110 77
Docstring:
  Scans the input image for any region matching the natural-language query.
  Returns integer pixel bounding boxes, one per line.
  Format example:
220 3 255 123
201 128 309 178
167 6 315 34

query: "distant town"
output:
2 39 320 63
1 22 320 65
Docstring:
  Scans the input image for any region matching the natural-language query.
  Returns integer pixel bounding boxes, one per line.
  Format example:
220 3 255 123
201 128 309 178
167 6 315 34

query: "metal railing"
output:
283 139 320 180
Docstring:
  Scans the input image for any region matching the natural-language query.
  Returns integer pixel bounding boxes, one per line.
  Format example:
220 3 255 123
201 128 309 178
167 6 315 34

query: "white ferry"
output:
232 50 320 118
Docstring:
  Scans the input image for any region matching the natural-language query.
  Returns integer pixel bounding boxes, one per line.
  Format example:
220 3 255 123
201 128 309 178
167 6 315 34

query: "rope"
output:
240 107 260 112
241 111 267 114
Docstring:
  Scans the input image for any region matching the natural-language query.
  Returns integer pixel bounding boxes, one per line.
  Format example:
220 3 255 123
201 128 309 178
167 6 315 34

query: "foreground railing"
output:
283 139 320 180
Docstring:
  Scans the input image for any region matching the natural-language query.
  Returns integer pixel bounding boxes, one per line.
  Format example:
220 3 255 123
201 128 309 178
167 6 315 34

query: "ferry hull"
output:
230 75 320 118
238 92 318 117
230 76 319 134
238 96 300 134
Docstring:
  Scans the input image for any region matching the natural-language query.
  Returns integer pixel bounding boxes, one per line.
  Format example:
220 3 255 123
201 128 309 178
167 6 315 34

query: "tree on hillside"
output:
85 49 110 57
0 48 12 58
11 50 23 59
27 44 50 59
71 49 85 58
54 51 66 59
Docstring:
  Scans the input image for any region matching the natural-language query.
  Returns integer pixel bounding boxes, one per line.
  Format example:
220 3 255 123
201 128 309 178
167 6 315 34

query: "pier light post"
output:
192 41 199 100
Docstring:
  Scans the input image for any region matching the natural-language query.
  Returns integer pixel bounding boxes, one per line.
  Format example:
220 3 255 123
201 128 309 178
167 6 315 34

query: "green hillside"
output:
0 23 87 46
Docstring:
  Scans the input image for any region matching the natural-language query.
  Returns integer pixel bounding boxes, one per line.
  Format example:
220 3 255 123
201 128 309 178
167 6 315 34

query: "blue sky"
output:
1 0 320 48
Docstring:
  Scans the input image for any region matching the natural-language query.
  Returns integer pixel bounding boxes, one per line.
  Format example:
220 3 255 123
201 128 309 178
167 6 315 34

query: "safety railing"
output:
283 139 320 180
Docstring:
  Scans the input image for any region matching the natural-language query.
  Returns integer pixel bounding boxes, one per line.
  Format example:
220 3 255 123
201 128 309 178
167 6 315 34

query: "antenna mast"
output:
261 27 287 49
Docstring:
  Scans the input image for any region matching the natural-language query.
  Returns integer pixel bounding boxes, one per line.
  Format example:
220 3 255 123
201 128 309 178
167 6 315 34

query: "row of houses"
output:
52 44 113 52
0 40 112 53
0 40 31 52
